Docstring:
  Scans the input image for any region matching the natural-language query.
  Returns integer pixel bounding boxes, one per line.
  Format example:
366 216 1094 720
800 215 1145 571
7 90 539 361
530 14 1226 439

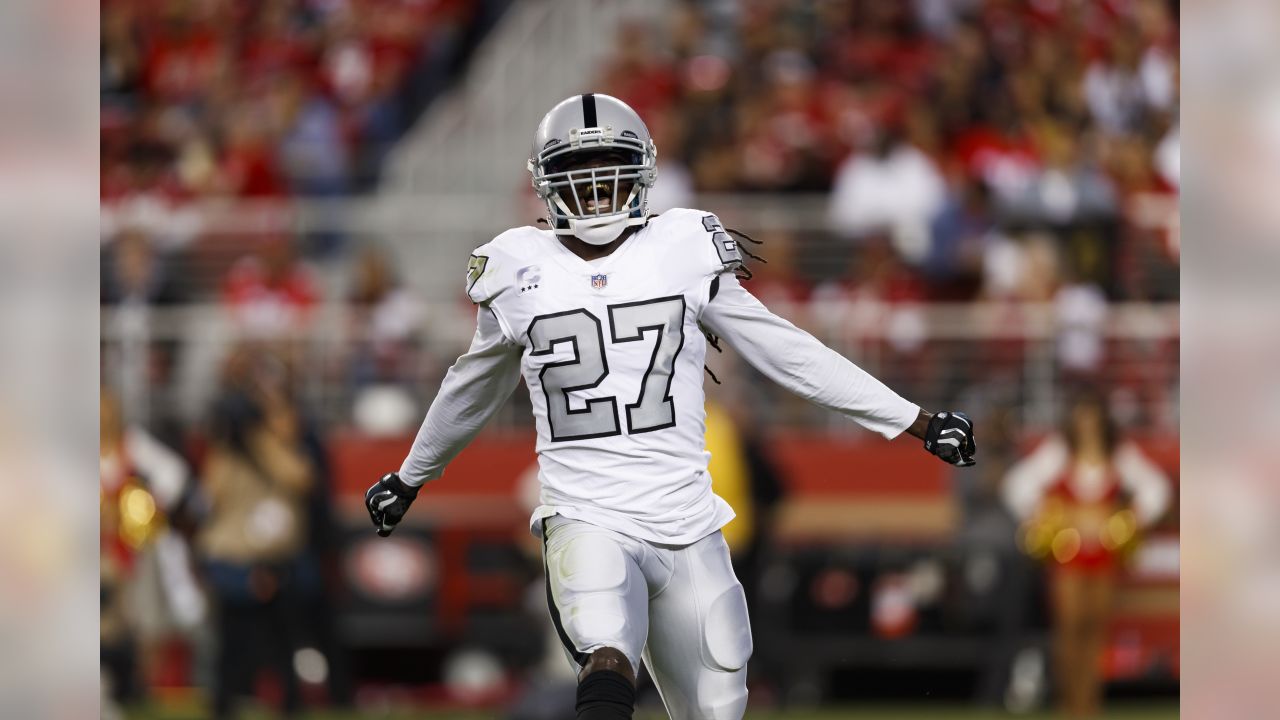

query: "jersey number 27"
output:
528 296 686 442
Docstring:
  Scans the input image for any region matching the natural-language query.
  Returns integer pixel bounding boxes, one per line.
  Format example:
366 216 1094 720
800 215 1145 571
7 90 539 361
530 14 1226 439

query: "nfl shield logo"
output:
591 273 608 290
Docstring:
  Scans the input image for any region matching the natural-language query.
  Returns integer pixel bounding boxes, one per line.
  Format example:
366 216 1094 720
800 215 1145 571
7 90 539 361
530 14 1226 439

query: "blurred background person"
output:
221 234 319 341
198 348 316 719
345 243 429 438
100 385 205 709
1003 388 1172 718
100 227 184 308
827 120 947 268
101 227 187 435
345 244 423 388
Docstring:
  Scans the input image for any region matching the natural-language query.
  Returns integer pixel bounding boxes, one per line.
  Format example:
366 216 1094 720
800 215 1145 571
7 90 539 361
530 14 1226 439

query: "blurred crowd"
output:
100 0 1180 298
604 0 1179 304
101 0 506 204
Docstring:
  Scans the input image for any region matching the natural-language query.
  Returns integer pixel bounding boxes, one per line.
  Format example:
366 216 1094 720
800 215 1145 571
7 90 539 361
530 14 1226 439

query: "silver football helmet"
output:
528 93 658 246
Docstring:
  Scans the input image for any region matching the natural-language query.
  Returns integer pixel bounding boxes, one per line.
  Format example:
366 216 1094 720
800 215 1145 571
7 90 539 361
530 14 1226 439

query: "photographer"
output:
198 347 314 719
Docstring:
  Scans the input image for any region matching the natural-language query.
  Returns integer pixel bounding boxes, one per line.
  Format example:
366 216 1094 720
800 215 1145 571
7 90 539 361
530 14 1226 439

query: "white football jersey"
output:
398 208 921 545
468 208 743 544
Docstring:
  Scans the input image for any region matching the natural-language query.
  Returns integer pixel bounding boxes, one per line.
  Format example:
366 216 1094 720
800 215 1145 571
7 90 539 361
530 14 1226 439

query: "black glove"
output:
364 472 419 537
923 411 977 467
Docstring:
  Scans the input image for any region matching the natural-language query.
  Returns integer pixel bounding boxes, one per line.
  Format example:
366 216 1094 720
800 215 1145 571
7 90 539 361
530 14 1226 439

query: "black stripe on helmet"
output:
581 93 598 127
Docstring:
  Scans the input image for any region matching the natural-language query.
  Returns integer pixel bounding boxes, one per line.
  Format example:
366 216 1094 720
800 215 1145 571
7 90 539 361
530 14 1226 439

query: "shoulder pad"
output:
651 208 743 275
465 226 546 304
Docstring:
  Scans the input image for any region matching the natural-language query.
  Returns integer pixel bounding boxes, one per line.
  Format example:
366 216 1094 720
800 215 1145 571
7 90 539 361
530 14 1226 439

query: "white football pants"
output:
541 515 752 720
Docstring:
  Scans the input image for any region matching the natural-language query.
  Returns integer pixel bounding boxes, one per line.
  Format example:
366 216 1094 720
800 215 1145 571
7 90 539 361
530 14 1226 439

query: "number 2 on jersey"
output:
527 296 686 441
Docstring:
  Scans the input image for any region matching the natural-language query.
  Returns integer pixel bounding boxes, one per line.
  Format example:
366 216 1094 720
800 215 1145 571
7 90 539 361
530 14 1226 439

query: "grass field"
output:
127 703 1179 719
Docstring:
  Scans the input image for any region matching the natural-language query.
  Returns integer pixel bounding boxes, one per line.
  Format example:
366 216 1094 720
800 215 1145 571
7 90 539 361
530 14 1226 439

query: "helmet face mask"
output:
529 95 657 246
547 149 641 217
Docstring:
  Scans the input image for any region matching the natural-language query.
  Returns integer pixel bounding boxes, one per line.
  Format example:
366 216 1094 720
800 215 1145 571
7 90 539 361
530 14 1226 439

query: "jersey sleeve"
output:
699 272 920 439
398 306 524 486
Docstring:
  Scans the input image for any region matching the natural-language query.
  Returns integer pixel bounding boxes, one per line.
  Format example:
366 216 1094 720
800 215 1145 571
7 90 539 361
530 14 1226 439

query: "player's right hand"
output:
923 411 977 467
364 472 419 537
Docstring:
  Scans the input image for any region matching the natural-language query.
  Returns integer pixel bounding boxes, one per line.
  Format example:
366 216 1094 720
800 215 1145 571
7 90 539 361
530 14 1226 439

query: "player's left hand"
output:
364 472 419 537
923 411 976 467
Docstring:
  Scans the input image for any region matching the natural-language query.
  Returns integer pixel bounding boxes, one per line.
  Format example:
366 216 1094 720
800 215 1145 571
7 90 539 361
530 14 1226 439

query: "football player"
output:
365 94 976 720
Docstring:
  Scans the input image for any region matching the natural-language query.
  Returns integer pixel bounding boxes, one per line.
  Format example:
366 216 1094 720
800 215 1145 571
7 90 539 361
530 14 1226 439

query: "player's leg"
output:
643 530 751 720
542 516 649 719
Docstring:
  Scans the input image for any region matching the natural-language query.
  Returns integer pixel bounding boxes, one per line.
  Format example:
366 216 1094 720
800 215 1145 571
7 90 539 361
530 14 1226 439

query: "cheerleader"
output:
1003 390 1171 717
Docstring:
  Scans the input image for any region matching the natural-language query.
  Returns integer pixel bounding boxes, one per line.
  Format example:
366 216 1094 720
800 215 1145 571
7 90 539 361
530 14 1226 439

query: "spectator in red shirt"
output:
222 235 319 338
218 103 289 198
141 2 228 103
